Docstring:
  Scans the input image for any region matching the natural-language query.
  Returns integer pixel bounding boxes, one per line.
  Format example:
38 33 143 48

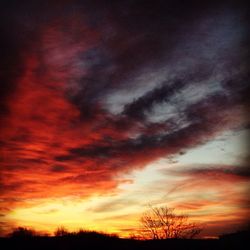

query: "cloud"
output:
90 198 137 213
50 165 68 173
154 163 250 236
161 163 250 180
165 165 250 212
0 0 249 236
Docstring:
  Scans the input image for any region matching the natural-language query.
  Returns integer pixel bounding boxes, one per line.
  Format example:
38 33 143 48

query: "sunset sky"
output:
0 0 249 238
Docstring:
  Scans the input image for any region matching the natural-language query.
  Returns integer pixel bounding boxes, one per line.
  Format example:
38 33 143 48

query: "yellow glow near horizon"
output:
3 131 249 238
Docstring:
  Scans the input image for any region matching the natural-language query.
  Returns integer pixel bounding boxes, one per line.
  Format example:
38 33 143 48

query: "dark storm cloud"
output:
191 166 250 178
161 163 250 179
0 0 76 117
0 4 28 116
121 64 214 121
1 0 247 117
64 0 232 116
50 165 68 173
122 80 186 120
55 71 249 169
0 182 23 193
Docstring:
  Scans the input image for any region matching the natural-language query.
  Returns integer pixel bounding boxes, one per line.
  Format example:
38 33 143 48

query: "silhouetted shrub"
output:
9 227 36 238
54 226 70 237
74 229 118 239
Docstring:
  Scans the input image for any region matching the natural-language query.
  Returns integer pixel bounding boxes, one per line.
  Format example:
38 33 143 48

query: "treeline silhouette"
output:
9 226 119 239
1 226 249 250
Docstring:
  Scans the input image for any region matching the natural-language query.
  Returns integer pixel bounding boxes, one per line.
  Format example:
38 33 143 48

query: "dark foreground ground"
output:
0 235 249 250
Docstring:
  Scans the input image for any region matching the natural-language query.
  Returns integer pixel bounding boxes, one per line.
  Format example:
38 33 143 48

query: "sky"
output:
0 0 249 238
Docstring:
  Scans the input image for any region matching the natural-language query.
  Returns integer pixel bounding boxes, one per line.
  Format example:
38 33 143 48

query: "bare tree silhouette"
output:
140 206 202 239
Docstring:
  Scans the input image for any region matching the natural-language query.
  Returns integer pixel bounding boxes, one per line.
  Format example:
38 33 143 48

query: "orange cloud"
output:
157 165 250 237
